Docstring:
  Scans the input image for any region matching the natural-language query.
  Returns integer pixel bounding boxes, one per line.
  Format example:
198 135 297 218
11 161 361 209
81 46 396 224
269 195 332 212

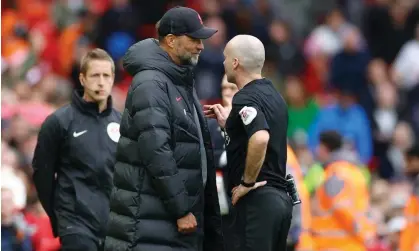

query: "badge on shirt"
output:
107 122 120 143
239 106 257 125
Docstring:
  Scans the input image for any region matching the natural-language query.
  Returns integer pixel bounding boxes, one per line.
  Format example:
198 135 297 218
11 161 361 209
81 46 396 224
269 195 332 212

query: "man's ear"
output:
79 74 84 87
166 34 176 49
233 58 239 70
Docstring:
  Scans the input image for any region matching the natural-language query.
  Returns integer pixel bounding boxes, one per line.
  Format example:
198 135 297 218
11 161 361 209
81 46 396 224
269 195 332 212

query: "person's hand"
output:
203 104 230 128
177 212 197 233
231 181 267 205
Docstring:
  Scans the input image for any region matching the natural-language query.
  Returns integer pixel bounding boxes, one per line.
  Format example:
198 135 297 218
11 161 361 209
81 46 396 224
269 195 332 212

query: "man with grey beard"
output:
104 6 224 251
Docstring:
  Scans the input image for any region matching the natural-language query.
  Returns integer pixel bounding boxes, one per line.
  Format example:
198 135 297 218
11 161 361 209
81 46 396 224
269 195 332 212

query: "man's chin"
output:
92 95 109 103
190 58 199 66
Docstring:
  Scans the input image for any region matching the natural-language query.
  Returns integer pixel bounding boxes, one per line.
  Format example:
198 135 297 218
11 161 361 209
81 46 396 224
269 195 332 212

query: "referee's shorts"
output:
224 186 293 251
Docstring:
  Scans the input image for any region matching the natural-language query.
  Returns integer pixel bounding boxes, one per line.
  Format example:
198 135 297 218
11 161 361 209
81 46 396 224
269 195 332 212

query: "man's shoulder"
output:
51 103 74 124
110 108 122 120
40 104 73 132
130 70 170 94
133 69 171 86
232 89 257 105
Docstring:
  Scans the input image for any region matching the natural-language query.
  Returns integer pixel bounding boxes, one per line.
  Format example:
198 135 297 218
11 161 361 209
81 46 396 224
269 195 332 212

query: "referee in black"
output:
32 48 121 251
204 35 293 251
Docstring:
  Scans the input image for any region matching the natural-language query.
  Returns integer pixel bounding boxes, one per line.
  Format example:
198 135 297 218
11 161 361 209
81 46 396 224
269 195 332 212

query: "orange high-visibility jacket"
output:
287 145 315 251
311 160 375 251
400 178 419 251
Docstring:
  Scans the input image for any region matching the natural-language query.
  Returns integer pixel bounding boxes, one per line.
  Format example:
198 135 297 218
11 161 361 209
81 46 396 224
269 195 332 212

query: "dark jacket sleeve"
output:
130 79 191 219
203 163 224 251
32 114 63 230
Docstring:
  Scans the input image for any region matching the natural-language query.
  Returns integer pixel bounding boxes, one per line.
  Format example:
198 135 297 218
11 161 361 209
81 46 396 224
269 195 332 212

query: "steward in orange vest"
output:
400 145 419 251
311 131 375 251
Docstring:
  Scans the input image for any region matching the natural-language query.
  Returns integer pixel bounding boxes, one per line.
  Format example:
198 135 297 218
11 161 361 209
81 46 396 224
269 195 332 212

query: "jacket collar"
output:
72 89 113 117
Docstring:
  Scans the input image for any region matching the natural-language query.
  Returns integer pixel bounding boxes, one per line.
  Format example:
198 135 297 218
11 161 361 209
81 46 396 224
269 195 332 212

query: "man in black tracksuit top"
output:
204 35 293 251
32 49 121 251
105 6 223 251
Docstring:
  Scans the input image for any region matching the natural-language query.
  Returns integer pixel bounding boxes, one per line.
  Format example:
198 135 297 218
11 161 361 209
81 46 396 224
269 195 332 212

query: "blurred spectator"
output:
195 15 227 100
330 27 370 96
386 217 407 251
363 0 419 64
267 0 311 40
267 20 306 83
95 0 139 60
372 84 400 179
392 23 419 91
302 8 357 97
1 187 33 251
24 197 61 251
1 167 28 210
381 122 415 179
57 8 97 77
308 89 372 164
305 8 357 58
361 59 391 122
285 76 319 144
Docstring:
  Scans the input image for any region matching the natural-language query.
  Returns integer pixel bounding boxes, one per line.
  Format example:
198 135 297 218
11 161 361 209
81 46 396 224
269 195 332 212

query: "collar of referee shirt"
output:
72 89 113 117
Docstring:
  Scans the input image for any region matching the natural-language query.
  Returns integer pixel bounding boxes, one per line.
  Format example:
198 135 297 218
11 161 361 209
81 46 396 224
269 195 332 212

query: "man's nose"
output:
98 76 105 86
197 40 204 50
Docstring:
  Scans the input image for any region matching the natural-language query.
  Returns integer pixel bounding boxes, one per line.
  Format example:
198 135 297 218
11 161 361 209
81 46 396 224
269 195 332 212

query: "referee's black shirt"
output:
225 78 288 192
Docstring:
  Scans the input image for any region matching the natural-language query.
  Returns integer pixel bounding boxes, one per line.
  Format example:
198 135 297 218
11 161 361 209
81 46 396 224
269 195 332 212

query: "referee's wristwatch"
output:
240 180 256 188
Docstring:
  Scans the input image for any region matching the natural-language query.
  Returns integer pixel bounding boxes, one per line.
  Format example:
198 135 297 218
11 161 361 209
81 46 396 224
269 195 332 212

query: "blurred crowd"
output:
2 0 419 250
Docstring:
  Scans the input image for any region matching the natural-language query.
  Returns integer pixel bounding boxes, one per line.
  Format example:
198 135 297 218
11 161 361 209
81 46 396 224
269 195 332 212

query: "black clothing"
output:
32 90 121 243
225 187 293 251
60 234 103 251
225 78 289 192
207 119 227 168
104 38 223 251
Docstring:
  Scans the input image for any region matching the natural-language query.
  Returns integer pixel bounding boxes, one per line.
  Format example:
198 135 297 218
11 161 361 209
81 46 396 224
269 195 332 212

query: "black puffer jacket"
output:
104 38 223 251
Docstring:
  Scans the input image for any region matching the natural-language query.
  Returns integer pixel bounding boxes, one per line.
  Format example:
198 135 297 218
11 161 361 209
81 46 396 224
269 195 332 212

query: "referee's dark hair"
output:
319 130 343 152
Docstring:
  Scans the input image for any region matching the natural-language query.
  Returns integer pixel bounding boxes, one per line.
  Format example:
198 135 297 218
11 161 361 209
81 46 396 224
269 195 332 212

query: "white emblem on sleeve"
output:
239 106 257 125
107 122 120 143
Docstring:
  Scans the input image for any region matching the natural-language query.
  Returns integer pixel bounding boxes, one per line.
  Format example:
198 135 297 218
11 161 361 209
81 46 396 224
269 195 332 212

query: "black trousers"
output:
223 186 293 251
60 234 103 251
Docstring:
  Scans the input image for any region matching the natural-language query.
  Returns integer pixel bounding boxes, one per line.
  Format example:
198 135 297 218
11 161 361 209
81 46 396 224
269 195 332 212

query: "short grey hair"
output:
229 35 265 74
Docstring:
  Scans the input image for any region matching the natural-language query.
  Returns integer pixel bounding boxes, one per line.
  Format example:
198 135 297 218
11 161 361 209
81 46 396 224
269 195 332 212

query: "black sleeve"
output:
131 79 191 219
233 94 269 138
32 114 63 218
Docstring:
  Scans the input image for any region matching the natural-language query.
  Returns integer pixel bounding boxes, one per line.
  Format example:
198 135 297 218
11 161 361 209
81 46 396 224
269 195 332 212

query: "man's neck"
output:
97 100 108 113
236 72 263 90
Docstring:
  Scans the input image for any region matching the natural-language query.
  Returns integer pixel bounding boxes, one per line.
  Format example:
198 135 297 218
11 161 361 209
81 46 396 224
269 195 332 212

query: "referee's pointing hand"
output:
203 104 230 128
231 181 267 206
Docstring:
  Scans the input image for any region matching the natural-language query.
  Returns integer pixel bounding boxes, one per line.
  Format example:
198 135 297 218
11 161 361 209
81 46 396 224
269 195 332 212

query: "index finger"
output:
203 105 213 109
212 104 224 110
212 105 223 117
